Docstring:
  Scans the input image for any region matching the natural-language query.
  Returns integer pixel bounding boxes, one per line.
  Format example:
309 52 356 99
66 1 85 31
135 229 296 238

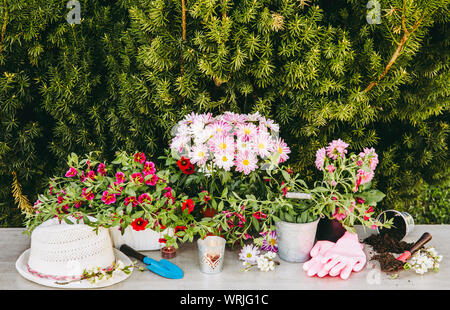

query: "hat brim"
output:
16 248 133 289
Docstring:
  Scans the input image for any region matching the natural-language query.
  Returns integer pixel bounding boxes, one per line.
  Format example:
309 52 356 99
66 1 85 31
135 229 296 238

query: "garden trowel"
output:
120 244 184 279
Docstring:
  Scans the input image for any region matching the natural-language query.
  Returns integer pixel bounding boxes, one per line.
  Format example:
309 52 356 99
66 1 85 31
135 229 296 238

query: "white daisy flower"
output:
239 244 260 264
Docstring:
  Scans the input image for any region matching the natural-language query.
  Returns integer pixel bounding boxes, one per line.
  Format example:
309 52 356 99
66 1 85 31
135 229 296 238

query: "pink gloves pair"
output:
303 232 366 280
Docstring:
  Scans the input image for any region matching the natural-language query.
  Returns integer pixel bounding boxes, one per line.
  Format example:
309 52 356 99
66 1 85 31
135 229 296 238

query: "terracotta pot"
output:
161 246 177 259
315 217 346 242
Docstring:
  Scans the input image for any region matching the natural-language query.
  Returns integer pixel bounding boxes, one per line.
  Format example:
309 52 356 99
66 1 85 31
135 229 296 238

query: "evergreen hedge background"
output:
0 0 448 227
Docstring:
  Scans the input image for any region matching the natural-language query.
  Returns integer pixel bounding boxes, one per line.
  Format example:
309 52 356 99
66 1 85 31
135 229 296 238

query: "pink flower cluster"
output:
170 112 291 175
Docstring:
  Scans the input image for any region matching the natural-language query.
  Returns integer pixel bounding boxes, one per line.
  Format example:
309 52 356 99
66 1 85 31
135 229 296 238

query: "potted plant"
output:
25 151 213 254
163 111 292 234
311 139 393 241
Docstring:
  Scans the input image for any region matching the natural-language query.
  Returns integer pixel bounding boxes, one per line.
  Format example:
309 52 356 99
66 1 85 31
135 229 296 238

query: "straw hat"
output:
16 217 133 288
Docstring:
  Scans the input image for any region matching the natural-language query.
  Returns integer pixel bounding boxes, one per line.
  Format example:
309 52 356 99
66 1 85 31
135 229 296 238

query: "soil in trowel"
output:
371 253 406 273
363 232 414 273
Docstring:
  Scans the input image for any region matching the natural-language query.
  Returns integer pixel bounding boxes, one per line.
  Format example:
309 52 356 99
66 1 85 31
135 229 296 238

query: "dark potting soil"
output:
377 212 407 241
371 253 406 273
363 233 413 254
363 233 414 273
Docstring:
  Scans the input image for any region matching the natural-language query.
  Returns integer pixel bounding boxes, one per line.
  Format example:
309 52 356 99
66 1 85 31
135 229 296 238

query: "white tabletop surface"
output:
1 225 449 290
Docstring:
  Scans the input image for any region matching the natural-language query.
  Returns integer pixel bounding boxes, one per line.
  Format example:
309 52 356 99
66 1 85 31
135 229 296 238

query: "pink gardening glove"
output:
302 240 336 277
316 231 366 280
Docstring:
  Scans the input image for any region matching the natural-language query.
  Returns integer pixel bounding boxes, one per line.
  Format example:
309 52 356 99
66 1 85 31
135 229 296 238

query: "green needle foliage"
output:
0 0 448 226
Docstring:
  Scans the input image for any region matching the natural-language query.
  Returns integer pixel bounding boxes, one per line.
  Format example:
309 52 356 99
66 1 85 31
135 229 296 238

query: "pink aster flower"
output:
116 171 126 183
209 134 235 155
65 167 78 178
222 112 248 124
236 122 257 141
234 151 258 175
189 144 209 166
252 132 274 158
207 120 232 135
134 152 146 164
214 152 235 171
315 147 326 171
274 138 291 163
101 191 116 205
143 161 156 176
145 173 159 186
261 230 278 253
326 139 349 160
97 163 106 176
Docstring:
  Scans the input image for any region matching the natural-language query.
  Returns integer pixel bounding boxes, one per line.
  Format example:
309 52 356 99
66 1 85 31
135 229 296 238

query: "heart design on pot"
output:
204 253 221 268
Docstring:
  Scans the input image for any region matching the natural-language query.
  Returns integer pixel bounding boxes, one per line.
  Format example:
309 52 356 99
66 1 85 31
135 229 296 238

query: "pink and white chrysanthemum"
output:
326 139 349 160
213 152 235 171
315 147 326 171
189 144 209 166
222 111 248 124
209 134 235 155
260 117 280 132
252 132 275 158
170 134 191 153
247 111 262 122
236 122 257 141
234 151 258 175
207 120 232 135
274 138 291 163
236 137 255 154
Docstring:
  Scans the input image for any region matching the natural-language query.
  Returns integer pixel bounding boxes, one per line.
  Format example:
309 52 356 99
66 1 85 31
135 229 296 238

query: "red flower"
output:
138 193 151 204
131 217 148 231
356 197 366 204
158 238 167 244
281 181 288 196
177 157 191 171
182 163 195 175
252 211 267 220
182 199 195 214
131 172 144 184
134 152 146 164
175 226 187 234
125 196 138 207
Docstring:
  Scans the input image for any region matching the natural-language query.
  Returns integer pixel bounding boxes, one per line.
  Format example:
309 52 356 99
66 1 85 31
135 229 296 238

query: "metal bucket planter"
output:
275 218 320 263
376 210 415 240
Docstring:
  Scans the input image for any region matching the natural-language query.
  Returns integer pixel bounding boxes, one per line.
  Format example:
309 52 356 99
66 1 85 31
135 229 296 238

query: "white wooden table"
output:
1 225 449 290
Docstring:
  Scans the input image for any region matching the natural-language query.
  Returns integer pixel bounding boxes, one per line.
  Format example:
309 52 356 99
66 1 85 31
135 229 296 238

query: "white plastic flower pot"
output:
275 218 320 263
109 226 174 251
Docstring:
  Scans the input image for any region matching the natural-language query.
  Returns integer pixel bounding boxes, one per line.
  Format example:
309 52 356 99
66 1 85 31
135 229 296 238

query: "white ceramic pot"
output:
109 226 174 251
275 218 320 263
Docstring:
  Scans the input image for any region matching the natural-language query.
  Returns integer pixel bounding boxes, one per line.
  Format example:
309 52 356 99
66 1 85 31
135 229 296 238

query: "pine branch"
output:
0 0 8 57
11 171 33 215
364 2 428 93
